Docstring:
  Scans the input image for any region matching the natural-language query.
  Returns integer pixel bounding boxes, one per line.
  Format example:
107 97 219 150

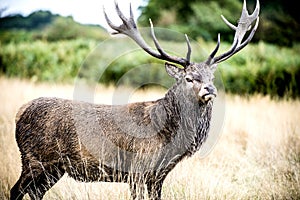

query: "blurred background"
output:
0 0 299 98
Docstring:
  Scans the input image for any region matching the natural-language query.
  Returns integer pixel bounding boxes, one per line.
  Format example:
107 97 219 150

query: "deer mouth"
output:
201 93 217 103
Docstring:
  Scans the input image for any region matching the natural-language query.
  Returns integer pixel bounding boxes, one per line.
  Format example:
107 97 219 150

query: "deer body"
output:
11 1 259 199
11 79 212 200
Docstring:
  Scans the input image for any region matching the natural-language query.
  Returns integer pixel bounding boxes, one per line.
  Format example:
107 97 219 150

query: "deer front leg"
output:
146 179 164 200
129 182 146 200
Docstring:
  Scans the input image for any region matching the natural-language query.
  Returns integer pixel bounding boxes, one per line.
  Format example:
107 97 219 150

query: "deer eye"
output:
185 77 193 82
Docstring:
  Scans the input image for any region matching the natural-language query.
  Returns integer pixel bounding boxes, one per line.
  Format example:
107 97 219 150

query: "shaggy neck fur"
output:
151 80 213 156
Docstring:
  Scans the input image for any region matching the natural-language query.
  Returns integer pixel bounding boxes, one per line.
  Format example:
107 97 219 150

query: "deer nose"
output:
204 86 215 94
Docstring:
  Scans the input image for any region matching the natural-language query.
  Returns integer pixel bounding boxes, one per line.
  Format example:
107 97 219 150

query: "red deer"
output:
10 1 259 199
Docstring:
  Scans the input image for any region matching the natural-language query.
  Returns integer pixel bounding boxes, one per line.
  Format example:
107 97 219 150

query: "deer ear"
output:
165 62 184 80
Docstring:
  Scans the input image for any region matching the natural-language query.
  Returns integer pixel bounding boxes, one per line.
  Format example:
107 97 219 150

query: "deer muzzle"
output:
198 84 217 103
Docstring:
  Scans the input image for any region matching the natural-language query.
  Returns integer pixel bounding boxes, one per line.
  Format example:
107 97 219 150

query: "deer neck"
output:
151 81 213 155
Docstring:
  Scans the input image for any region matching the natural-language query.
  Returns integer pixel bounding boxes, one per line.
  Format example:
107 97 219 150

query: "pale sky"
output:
0 0 146 29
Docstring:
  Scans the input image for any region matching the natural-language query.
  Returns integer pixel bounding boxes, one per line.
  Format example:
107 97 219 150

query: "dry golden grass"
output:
1 77 299 199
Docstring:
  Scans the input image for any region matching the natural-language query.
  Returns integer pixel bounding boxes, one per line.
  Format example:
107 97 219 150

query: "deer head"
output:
104 0 260 103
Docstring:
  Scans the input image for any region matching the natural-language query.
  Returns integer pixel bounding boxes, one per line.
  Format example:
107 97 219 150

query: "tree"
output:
138 0 300 46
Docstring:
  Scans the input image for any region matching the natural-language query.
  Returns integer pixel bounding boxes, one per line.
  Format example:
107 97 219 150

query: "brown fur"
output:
10 1 259 198
10 78 213 200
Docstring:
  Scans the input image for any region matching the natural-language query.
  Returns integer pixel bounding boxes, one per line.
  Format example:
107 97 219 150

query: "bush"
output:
219 42 300 98
0 40 97 82
0 39 299 98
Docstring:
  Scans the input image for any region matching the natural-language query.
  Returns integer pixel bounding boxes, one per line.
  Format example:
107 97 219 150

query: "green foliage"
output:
139 0 300 46
0 39 299 98
75 37 174 87
0 30 34 43
219 42 300 98
0 11 108 42
188 0 241 41
0 40 97 82
138 0 243 41
257 4 300 46
36 17 108 41
139 0 197 24
0 11 54 30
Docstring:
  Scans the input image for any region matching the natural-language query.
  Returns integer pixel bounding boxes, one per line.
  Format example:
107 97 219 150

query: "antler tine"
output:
103 7 120 34
115 2 127 24
206 33 220 65
221 15 237 31
115 2 137 29
212 39 239 64
209 0 260 64
149 19 190 67
149 19 169 58
242 0 249 15
185 34 192 62
104 2 191 68
129 3 137 28
250 0 260 20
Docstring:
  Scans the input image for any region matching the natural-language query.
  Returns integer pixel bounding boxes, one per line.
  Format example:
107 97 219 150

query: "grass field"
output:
0 77 299 199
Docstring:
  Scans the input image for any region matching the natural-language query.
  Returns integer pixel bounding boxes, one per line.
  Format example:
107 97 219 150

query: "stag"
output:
10 1 259 199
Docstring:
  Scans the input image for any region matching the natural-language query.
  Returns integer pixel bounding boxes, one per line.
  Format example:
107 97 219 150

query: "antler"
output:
206 0 260 65
104 3 191 68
